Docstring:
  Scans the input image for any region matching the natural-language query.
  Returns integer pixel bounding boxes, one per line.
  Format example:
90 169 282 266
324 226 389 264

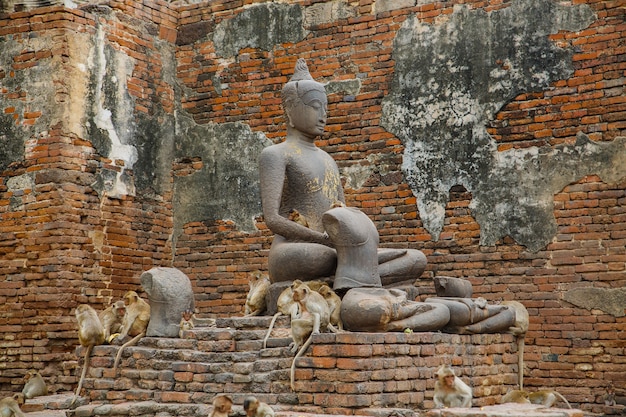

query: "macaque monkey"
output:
289 280 332 391
502 389 571 408
501 389 529 404
529 391 571 408
288 208 309 228
0 393 25 417
262 280 327 349
433 364 472 408
179 309 195 338
262 285 299 349
113 291 151 371
21 370 47 399
71 304 105 406
604 385 616 406
209 394 233 417
243 396 275 417
317 284 343 331
98 300 126 343
244 270 270 316
291 280 332 336
501 300 529 390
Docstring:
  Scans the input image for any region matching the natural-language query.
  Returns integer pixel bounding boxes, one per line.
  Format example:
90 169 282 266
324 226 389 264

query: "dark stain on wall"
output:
213 3 306 58
380 0 626 251
172 114 271 242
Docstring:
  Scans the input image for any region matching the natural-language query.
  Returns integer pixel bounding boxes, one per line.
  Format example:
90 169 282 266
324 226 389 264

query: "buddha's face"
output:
286 81 327 137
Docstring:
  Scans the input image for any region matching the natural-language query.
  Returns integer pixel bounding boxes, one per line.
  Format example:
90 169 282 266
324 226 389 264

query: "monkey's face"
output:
292 286 308 302
115 304 126 317
124 292 137 305
182 311 193 321
443 375 455 387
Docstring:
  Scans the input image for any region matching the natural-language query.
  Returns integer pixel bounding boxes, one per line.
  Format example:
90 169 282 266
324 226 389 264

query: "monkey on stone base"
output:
289 280 333 391
604 385 616 406
113 290 151 372
179 309 195 338
0 393 25 417
502 389 571 408
209 394 233 417
501 300 529 390
21 370 47 399
433 364 472 408
243 396 275 417
71 304 105 406
244 270 270 317
99 300 126 343
262 280 328 349
317 284 343 331
288 208 309 228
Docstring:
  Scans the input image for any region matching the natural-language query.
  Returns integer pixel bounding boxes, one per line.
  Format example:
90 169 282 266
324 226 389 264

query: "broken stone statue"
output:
141 267 195 337
258 58 426 291
258 58 451 332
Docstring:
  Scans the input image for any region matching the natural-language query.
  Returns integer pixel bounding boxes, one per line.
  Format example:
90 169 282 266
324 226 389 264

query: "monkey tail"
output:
517 336 525 390
290 334 313 391
554 392 572 409
113 332 144 372
263 313 281 349
70 345 93 407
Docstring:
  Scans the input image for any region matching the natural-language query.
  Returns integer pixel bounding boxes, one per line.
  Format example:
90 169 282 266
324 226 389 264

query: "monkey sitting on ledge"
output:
502 389 572 408
433 364 472 408
243 396 275 417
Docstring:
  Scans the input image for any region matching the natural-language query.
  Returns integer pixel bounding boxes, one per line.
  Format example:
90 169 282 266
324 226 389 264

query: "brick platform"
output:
65 316 522 415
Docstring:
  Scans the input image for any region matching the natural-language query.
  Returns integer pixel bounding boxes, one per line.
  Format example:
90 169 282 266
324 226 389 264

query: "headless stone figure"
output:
259 59 517 334
259 58 426 290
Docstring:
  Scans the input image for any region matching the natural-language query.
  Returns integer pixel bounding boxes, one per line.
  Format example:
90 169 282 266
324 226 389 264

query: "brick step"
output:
67 315 535 414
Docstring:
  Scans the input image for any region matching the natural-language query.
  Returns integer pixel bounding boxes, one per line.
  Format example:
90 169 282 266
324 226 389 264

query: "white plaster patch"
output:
91 24 138 198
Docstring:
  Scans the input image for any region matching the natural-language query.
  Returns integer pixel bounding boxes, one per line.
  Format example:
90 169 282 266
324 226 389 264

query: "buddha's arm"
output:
259 149 330 245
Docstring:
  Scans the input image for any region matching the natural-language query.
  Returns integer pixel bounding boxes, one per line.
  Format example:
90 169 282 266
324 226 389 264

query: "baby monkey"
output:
433 364 472 408
243 396 275 417
209 394 233 417
179 309 195 338
288 209 309 228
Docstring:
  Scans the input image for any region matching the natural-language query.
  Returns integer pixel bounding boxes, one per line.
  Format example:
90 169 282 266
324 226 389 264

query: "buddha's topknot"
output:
289 58 314 82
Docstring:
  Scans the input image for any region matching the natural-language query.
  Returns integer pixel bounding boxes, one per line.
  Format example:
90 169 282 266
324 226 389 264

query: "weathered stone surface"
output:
564 287 626 317
213 3 306 58
379 0 624 252
172 115 271 237
0 33 66 173
374 0 416 15
304 1 357 26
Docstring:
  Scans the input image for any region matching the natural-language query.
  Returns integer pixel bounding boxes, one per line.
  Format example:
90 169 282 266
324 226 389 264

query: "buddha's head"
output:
282 58 327 135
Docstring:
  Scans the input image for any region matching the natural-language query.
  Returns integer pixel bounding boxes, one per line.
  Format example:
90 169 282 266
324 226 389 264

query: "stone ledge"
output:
425 403 584 417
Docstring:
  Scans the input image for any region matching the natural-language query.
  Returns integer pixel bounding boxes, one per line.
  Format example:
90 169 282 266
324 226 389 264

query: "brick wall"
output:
0 2 177 393
0 0 624 410
80 318 519 413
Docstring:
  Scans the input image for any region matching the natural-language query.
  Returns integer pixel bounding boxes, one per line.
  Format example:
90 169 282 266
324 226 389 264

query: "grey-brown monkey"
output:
243 396 275 417
22 370 47 399
113 291 150 371
71 304 105 406
0 393 26 417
